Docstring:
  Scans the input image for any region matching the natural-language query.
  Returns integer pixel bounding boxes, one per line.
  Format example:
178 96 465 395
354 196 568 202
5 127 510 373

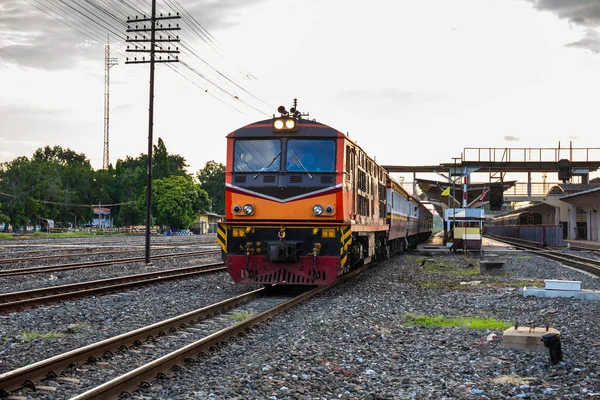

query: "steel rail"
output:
487 236 600 277
0 288 265 395
71 264 372 399
0 250 220 278
0 249 151 264
0 263 226 312
0 246 220 264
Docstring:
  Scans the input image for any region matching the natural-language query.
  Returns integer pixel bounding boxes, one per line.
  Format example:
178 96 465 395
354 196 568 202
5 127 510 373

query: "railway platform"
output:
414 233 517 255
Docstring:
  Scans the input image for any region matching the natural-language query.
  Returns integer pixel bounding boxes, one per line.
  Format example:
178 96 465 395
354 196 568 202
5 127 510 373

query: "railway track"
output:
0 263 372 398
0 246 219 265
0 262 225 312
487 236 600 277
0 250 220 277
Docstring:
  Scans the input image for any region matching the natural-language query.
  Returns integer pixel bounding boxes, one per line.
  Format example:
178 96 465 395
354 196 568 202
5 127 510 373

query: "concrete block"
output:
521 287 600 300
545 279 581 291
480 261 505 275
502 326 560 352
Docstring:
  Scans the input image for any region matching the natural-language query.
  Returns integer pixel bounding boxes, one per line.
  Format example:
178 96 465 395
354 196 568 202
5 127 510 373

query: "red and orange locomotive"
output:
217 103 432 285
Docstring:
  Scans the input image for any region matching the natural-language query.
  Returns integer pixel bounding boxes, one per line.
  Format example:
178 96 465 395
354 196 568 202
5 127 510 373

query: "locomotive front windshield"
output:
234 139 281 172
286 140 335 172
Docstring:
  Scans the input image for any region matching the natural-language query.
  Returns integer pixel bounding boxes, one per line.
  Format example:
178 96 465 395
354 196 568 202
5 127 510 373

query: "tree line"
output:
0 139 225 232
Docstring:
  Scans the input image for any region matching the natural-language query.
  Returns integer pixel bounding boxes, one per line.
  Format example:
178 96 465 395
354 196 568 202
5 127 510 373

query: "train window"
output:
234 139 281 172
345 146 352 174
286 139 335 172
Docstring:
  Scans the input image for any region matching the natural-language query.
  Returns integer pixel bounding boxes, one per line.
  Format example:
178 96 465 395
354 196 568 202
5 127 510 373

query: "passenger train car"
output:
217 104 432 285
487 211 542 226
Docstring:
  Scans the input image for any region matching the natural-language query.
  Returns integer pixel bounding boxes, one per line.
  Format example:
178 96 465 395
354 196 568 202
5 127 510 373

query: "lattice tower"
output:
103 42 118 169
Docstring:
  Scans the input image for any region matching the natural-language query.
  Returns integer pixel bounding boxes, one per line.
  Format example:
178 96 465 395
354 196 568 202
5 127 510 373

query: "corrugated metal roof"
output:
548 183 600 195
560 186 600 200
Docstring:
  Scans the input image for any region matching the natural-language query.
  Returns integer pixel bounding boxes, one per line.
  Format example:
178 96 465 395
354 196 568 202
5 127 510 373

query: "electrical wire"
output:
22 0 276 116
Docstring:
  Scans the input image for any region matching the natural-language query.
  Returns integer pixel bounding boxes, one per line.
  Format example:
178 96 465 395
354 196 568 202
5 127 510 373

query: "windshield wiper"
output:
253 151 282 179
289 150 313 179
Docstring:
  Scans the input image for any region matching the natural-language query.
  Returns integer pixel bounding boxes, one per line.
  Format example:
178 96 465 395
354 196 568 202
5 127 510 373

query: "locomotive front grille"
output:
289 175 303 184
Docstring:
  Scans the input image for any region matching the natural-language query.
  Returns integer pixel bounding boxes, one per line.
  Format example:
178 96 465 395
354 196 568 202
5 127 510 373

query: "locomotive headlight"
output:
312 204 323 216
325 205 335 214
232 204 242 214
285 119 296 129
243 204 255 215
273 118 297 131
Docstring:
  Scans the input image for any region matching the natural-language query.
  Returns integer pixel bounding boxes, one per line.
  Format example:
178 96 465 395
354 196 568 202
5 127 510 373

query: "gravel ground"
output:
2 243 600 399
0 236 221 293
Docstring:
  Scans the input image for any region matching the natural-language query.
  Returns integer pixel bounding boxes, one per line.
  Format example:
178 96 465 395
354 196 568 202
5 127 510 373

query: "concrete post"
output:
568 204 577 240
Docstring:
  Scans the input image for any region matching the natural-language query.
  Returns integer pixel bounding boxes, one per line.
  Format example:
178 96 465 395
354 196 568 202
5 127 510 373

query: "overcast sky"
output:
2 0 600 181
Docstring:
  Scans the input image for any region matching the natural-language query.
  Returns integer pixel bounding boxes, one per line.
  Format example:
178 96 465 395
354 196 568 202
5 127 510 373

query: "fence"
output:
485 225 563 247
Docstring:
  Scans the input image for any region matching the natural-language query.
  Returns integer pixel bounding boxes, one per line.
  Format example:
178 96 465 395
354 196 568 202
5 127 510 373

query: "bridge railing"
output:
462 147 600 163
409 181 561 197
503 182 561 196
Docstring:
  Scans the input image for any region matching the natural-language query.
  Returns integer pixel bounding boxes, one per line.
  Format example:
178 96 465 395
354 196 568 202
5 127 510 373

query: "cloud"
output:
336 89 445 113
183 0 269 31
530 0 600 26
566 29 600 53
527 0 600 52
113 103 134 113
0 0 102 69
504 135 520 142
0 0 268 70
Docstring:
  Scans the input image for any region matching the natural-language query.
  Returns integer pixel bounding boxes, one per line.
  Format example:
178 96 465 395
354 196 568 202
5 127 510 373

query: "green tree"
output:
0 201 10 230
0 156 43 230
149 176 210 229
196 161 225 215
153 138 188 179
0 147 96 230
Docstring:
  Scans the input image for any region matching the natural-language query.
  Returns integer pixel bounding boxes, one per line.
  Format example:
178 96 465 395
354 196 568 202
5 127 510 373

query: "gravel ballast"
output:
1 239 599 399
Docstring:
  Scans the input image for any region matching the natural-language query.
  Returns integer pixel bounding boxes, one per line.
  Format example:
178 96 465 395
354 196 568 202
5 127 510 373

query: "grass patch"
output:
19 329 64 342
65 323 89 333
505 278 544 288
404 313 513 330
230 311 254 322
420 281 475 290
0 233 11 239
424 261 480 276
491 375 536 385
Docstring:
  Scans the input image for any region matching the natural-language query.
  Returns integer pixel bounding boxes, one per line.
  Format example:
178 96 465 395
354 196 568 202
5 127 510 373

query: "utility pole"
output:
125 1 180 263
103 37 118 170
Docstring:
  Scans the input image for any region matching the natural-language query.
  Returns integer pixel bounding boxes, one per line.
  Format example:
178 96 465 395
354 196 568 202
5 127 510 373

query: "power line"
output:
23 0 276 116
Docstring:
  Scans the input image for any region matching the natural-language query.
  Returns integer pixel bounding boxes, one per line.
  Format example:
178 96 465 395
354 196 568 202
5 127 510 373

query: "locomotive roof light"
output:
273 119 285 130
312 204 324 216
243 204 255 215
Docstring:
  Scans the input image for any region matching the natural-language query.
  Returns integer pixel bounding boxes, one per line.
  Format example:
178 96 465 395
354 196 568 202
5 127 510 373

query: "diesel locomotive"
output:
217 103 432 285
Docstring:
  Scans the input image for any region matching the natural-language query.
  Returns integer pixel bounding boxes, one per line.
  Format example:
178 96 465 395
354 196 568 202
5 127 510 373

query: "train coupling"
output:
312 243 322 279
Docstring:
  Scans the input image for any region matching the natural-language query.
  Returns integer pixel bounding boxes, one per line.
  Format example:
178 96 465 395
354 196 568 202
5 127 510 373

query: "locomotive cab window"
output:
234 139 281 172
286 139 335 172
